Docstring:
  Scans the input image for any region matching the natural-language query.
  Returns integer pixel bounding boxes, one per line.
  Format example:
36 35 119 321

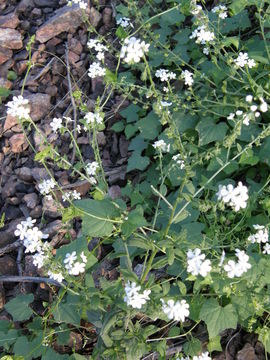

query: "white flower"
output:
62 190 81 202
120 37 150 64
203 47 209 55
193 352 212 360
245 95 253 103
50 117 63 132
260 101 268 113
236 110 243 116
243 114 251 126
224 249 251 278
32 251 47 269
68 0 87 9
155 69 176 82
181 70 194 86
69 261 86 275
161 299 190 322
64 251 87 276
64 251 77 269
234 52 256 68
124 281 151 309
88 62 106 78
187 248 212 277
263 243 270 254
216 182 248 212
250 105 257 112
6 95 30 119
212 5 227 19
172 154 185 169
117 17 133 28
153 139 170 152
160 101 172 107
38 179 55 197
84 112 103 125
191 4 202 15
248 225 268 244
190 25 215 45
22 217 36 228
14 223 29 240
48 270 64 283
86 161 99 176
80 251 87 263
219 250 226 266
227 113 235 120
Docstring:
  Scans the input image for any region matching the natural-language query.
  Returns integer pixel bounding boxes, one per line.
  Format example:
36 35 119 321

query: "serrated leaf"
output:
5 294 34 321
111 121 124 132
196 118 228 146
127 152 150 172
200 299 237 338
207 335 222 352
183 337 202 356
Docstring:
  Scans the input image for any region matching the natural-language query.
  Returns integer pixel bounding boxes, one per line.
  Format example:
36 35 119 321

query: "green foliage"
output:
5 294 34 322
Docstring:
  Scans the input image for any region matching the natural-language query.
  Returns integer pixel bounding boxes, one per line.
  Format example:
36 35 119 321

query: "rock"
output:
68 50 80 65
27 93 51 121
96 131 106 147
0 13 20 29
45 84 58 97
42 219 62 237
5 204 23 220
102 7 112 27
33 129 46 151
42 197 61 218
1 180 17 199
16 0 35 12
0 283 5 310
0 28 23 50
3 115 20 133
23 193 38 209
237 343 258 360
29 205 42 218
68 37 83 55
36 4 84 43
9 133 29 153
31 7 42 17
89 7 102 28
32 167 50 182
0 46 12 65
108 185 121 199
34 0 58 7
15 167 33 182
0 256 17 275
16 60 28 75
0 77 12 89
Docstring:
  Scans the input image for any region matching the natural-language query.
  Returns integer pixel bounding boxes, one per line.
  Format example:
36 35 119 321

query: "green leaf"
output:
183 337 202 356
111 121 125 132
7 70 17 81
121 206 147 237
200 299 238 338
53 294 81 326
5 294 34 321
13 337 30 357
207 335 222 352
120 104 142 123
0 87 11 97
138 111 161 140
74 199 120 237
127 152 150 172
196 118 228 146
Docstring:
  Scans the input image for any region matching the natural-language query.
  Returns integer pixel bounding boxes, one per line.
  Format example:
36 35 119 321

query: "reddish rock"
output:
0 28 23 49
89 7 102 28
36 4 84 43
0 77 12 89
237 343 258 360
16 60 28 75
68 50 80 65
3 115 20 133
23 193 39 209
26 93 51 121
102 7 112 27
0 13 20 29
68 37 83 55
0 46 12 65
9 133 29 153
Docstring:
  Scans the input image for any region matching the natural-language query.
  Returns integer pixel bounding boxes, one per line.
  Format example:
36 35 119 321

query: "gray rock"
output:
27 93 51 121
15 167 33 182
32 167 50 182
23 193 39 209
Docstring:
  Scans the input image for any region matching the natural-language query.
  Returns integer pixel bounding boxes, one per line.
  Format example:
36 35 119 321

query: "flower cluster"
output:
6 95 30 120
67 0 87 10
153 139 170 153
224 249 251 278
161 299 190 322
181 70 194 86
38 179 56 200
87 38 108 61
84 111 103 125
124 281 151 309
85 161 99 184
187 248 212 277
14 217 52 267
64 251 87 276
248 225 268 244
234 52 256 69
211 5 228 19
172 154 185 169
117 17 133 28
62 190 81 202
190 25 215 45
216 181 248 212
120 37 150 64
88 62 106 79
47 270 64 283
50 117 63 132
155 68 176 82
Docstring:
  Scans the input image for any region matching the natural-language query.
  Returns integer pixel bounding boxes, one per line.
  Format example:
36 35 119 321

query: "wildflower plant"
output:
2 0 270 359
